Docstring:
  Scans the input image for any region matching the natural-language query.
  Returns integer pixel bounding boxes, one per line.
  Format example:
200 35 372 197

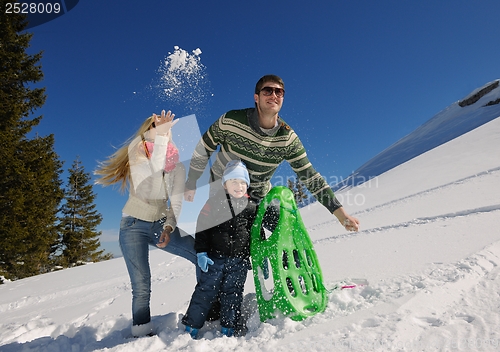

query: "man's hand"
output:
184 188 196 202
333 207 360 232
342 216 360 232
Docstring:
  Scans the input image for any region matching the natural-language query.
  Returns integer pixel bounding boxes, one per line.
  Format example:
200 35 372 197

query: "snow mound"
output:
335 79 500 191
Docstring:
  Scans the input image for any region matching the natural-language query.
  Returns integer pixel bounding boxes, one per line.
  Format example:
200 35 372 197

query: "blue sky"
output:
25 0 500 256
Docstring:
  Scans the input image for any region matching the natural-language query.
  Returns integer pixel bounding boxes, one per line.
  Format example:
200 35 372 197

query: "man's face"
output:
254 81 284 115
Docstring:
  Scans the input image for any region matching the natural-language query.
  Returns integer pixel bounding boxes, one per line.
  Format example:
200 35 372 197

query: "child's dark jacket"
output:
195 189 257 259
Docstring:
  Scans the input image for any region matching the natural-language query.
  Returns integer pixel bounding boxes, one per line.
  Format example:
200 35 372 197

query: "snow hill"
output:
334 79 500 191
1 81 500 351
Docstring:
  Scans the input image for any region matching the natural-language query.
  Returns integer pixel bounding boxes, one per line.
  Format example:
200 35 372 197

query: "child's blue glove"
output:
197 252 214 272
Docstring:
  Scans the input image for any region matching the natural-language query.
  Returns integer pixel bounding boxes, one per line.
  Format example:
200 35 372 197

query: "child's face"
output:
224 179 248 198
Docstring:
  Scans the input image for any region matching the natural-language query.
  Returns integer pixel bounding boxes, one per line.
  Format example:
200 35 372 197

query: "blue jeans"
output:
182 255 250 329
119 216 199 326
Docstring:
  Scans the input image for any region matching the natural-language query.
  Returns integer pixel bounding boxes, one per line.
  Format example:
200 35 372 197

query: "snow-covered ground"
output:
1 97 500 350
334 79 500 190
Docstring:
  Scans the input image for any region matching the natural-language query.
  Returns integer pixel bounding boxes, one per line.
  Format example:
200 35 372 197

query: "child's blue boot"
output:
184 325 199 339
221 327 234 337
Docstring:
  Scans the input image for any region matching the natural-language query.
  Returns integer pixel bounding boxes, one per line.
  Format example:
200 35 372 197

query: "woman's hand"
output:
153 110 178 136
156 226 172 248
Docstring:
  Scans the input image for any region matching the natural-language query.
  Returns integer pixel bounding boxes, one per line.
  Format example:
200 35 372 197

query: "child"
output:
182 160 257 338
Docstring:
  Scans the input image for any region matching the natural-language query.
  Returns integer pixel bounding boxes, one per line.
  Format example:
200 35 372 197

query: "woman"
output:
95 110 198 337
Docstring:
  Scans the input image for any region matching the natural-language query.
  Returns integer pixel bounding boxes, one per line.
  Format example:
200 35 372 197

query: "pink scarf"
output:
145 142 180 172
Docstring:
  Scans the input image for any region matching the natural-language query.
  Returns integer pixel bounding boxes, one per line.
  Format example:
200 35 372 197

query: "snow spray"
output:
155 46 212 113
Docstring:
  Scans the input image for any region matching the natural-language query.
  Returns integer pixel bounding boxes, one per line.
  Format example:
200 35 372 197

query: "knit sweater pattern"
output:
186 108 342 213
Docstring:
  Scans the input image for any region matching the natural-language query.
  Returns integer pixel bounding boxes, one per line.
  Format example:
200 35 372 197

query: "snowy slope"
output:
1 99 500 351
334 79 500 190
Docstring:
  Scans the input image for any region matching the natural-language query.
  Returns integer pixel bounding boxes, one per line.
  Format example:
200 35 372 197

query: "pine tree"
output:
58 158 112 267
0 4 64 280
295 179 309 206
287 178 309 207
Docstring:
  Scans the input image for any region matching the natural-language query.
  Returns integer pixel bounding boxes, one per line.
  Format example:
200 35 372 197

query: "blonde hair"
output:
94 116 155 192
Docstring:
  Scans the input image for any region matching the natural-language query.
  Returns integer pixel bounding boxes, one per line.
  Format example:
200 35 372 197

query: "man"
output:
184 74 359 232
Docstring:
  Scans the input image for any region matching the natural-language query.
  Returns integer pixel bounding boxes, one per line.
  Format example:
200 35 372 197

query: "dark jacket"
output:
195 189 257 259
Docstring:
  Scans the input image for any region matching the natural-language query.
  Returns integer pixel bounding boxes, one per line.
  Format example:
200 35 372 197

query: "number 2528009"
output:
5 2 61 14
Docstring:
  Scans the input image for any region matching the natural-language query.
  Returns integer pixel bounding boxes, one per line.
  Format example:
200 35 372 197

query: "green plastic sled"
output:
250 186 328 322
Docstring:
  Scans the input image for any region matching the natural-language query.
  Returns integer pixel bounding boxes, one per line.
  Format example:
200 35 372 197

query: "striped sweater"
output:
186 108 342 213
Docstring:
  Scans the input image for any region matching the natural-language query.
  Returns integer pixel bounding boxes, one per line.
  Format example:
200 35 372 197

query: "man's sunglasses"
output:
260 86 285 98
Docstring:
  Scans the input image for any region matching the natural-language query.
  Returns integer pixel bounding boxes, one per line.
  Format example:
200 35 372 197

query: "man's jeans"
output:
119 216 199 326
